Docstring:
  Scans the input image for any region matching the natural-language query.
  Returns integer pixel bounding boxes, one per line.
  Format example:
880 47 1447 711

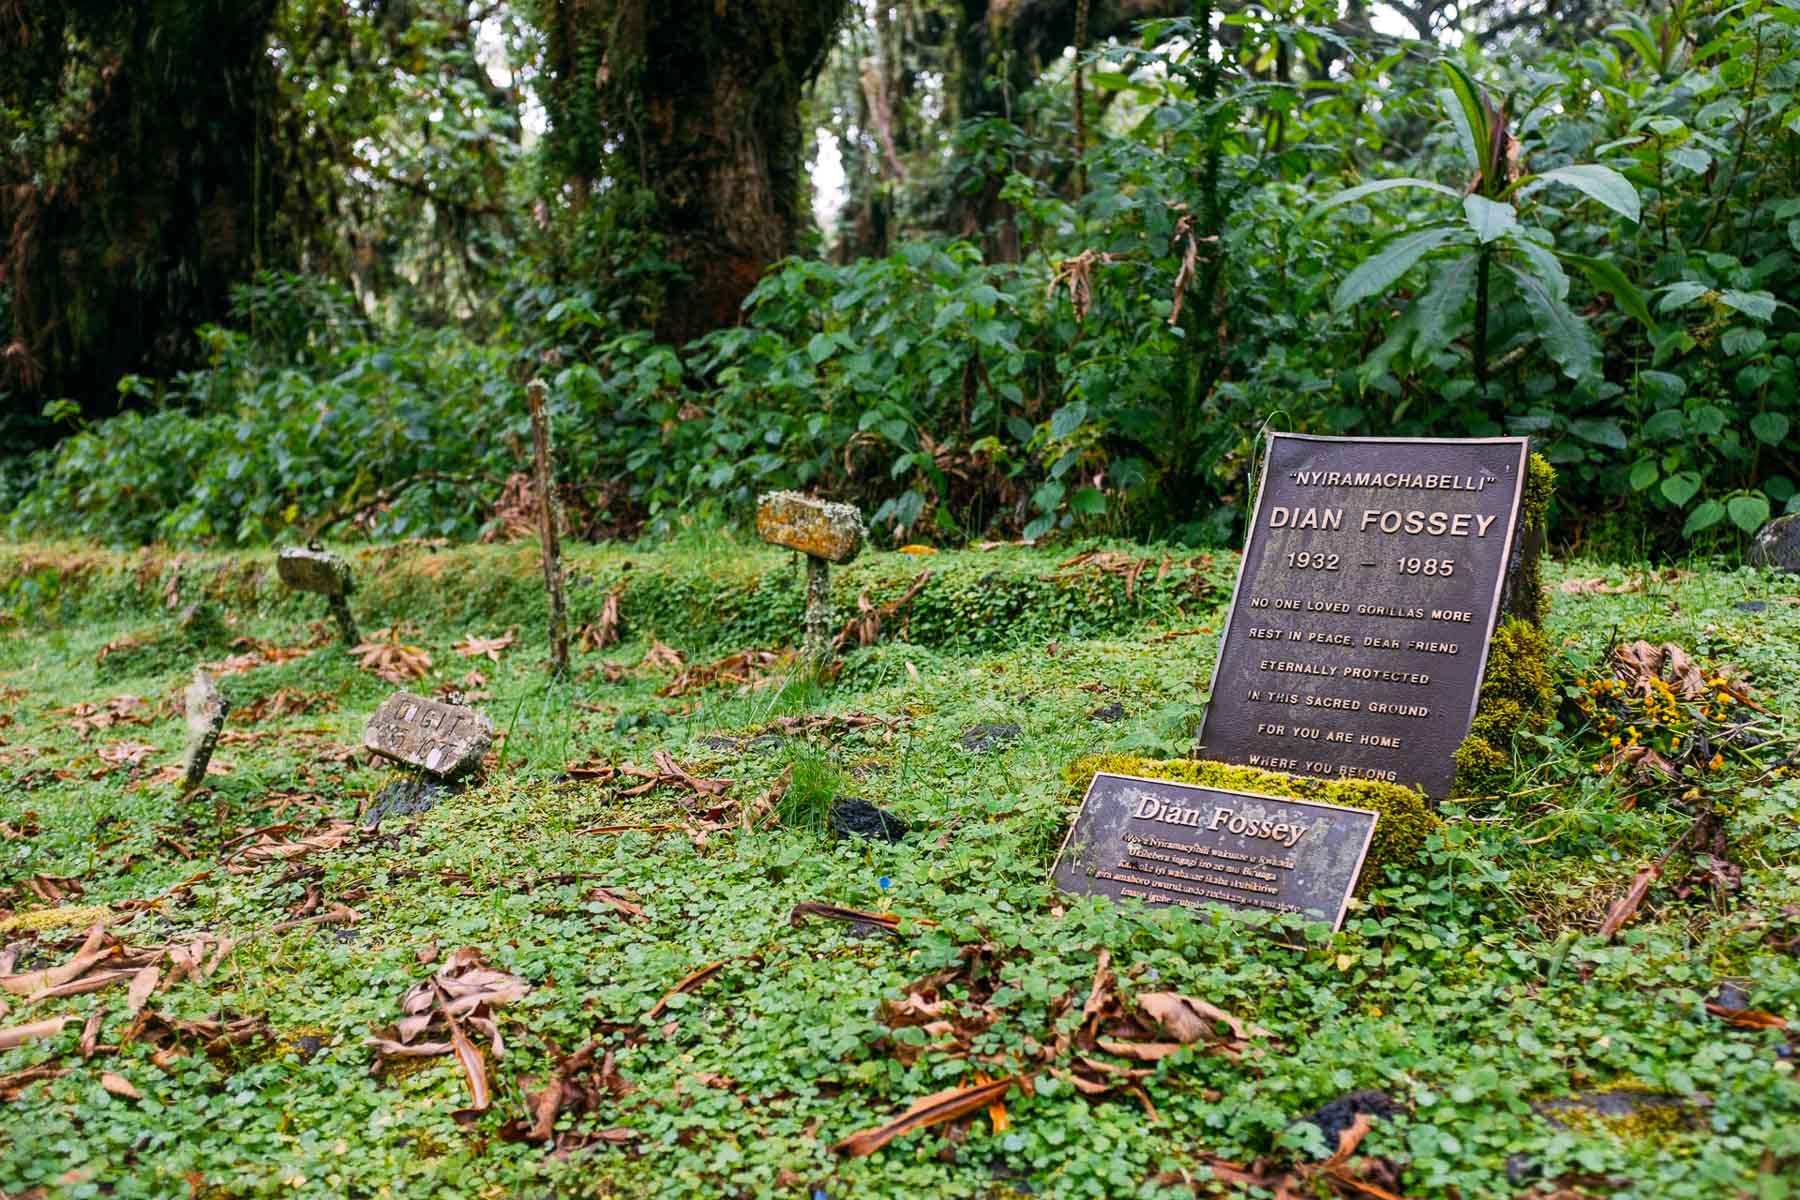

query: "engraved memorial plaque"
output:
363 691 494 779
1197 434 1530 798
1052 772 1376 930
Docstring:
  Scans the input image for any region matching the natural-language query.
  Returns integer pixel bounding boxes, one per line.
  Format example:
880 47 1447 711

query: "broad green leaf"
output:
1562 253 1657 331
1568 417 1627 449
1333 226 1459 310
1751 412 1791 444
1682 498 1725 537
1069 487 1107 516
1506 263 1599 382
1049 400 1088 440
1463 195 1517 244
1411 254 1479 360
1436 87 1482 174
1438 62 1492 180
1657 281 1711 311
1031 480 1065 513
1728 493 1771 533
1719 290 1778 322
1306 177 1460 222
1506 229 1568 300
1642 409 1685 439
1521 164 1641 222
1629 459 1659 491
806 332 836 365
1660 471 1701 506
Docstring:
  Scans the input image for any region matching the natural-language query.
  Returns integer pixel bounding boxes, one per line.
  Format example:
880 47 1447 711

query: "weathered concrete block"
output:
277 547 354 597
363 692 494 779
756 491 865 564
182 668 229 793
1747 513 1800 573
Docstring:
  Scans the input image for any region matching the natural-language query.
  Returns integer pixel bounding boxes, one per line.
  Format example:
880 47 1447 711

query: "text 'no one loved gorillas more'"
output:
1198 434 1531 799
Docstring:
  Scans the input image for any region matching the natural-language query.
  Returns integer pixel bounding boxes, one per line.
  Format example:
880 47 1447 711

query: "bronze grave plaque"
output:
363 691 494 779
1052 772 1376 930
1197 434 1530 798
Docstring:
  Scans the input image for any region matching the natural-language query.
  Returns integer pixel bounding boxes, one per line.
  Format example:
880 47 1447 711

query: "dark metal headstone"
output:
1197 434 1531 798
1052 772 1377 931
362 692 494 779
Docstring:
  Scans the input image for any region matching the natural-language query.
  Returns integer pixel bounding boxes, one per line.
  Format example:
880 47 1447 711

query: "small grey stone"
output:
362 692 494 780
277 547 355 597
698 735 742 753
1089 702 1126 724
1747 513 1800 573
1735 600 1767 613
1535 1087 1703 1133
829 798 909 843
961 723 1022 752
181 668 229 794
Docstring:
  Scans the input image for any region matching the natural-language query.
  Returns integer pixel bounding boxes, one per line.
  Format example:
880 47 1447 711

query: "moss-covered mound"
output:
1064 753 1440 890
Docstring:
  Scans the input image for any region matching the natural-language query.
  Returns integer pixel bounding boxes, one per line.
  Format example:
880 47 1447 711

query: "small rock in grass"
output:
1291 1089 1400 1150
829 798 910 843
1089 701 1126 724
1735 600 1767 613
961 723 1022 753
698 734 742 753
1747 514 1800 572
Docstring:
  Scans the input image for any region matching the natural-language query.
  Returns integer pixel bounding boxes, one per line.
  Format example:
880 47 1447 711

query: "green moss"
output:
1065 753 1440 890
1510 452 1557 627
1454 618 1557 796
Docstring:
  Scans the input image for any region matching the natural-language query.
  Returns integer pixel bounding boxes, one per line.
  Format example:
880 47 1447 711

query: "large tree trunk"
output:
541 0 848 347
0 0 282 441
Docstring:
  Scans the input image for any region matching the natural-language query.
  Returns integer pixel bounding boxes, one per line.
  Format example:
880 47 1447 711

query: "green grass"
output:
1 540 1797 1198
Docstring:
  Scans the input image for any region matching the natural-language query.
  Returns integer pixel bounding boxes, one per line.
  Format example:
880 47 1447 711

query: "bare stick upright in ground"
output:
756 492 866 672
528 378 570 677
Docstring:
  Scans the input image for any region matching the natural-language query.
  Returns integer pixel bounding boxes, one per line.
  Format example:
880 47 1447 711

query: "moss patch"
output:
1065 754 1440 889
1454 618 1557 797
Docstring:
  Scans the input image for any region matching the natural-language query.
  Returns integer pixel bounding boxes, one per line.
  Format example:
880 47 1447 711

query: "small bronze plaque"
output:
1053 773 1376 930
1197 434 1530 798
363 692 494 779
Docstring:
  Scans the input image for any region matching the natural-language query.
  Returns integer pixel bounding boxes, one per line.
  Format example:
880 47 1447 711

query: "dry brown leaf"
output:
455 630 517 662
1137 991 1269 1043
448 1018 491 1114
100 1072 142 1100
0 1014 73 1049
126 965 161 1015
1705 1003 1789 1030
0 1063 66 1101
647 960 725 1019
1 925 116 996
350 626 434 683
586 887 647 920
788 902 902 936
833 1076 1018 1157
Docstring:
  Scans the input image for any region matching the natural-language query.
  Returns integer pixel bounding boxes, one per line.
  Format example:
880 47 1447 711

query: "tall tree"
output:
0 0 285 437
537 0 851 346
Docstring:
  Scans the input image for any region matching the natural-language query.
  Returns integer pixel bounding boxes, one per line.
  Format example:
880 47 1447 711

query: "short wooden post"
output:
756 491 865 675
528 378 570 677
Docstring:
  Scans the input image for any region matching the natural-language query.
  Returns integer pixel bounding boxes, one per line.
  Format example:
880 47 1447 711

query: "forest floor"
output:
0 537 1796 1200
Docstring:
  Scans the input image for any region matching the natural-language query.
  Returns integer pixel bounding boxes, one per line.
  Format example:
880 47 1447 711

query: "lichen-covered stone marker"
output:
756 491 865 668
363 691 494 780
181 668 229 795
276 546 360 645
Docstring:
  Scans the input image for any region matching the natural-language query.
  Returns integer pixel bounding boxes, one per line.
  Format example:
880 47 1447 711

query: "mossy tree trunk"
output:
538 0 849 346
0 0 285 441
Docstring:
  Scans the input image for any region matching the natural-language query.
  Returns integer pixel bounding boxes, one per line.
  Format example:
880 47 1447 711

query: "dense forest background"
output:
2 0 1796 557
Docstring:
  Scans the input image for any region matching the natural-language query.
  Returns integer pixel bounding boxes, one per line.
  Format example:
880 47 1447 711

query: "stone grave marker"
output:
1748 513 1800 573
181 668 229 794
363 691 494 779
277 546 360 645
756 491 865 667
1196 433 1533 799
1052 771 1376 930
